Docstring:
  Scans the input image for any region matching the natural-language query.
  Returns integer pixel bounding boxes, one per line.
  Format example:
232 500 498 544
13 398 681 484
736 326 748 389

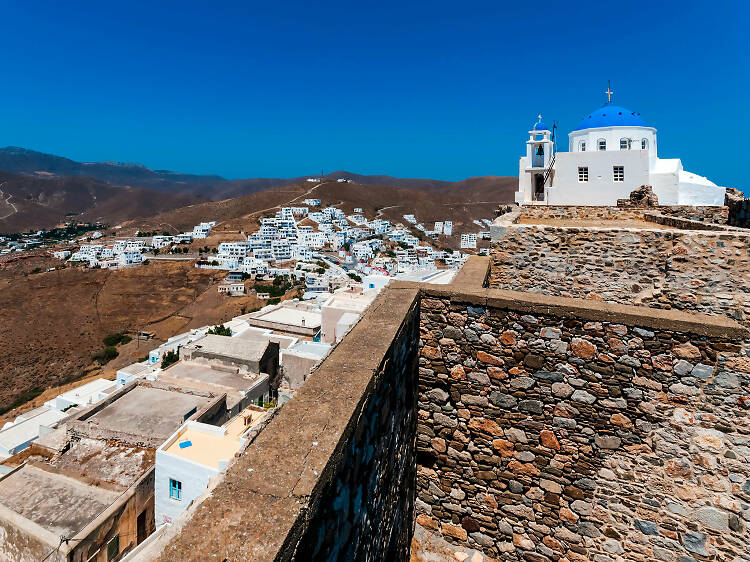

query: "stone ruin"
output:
617 185 659 208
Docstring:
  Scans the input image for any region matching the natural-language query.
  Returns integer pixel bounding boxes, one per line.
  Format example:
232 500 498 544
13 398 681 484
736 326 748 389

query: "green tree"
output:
207 324 232 336
161 349 180 369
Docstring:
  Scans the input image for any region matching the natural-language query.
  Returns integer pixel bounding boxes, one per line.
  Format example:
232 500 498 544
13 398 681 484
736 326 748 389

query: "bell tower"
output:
524 115 554 202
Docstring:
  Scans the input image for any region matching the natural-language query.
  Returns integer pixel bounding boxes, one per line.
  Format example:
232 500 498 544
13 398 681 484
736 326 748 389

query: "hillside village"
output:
1 185 496 296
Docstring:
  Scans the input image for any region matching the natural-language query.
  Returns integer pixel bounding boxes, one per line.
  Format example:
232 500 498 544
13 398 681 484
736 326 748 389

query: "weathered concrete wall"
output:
416 288 750 561
156 286 421 561
69 468 155 562
490 225 750 321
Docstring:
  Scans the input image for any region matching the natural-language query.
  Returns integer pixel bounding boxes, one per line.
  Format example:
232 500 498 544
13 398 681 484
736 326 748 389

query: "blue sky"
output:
1 1 747 186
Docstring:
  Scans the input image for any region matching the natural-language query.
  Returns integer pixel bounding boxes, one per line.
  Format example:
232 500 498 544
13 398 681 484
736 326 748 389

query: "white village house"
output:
514 86 727 207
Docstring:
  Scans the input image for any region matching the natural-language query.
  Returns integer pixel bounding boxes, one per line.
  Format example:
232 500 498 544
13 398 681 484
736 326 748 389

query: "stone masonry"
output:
416 288 750 561
490 225 750 322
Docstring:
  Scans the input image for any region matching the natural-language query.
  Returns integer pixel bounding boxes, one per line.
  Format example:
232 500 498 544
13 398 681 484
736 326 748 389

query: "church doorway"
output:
533 174 545 202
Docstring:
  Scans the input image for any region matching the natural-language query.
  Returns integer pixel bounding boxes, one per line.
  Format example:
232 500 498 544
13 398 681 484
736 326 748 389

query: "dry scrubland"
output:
0 261 263 414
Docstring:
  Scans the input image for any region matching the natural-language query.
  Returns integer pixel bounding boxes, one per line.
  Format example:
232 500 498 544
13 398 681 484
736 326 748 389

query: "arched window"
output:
641 138 649 150
598 138 606 151
620 138 631 150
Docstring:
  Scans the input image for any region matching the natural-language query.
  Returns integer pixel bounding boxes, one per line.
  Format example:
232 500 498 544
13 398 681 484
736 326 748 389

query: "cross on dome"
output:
605 80 614 104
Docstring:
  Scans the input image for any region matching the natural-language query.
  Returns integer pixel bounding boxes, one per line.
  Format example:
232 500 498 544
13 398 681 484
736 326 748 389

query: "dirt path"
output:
0 182 18 220
237 181 330 221
377 205 399 217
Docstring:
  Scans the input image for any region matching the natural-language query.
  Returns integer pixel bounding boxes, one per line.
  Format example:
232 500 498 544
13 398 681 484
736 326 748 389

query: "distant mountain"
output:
0 146 516 231
0 147 225 194
0 170 198 233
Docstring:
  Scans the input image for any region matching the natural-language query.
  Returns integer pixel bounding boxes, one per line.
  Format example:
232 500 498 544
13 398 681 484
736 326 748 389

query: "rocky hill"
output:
0 170 198 233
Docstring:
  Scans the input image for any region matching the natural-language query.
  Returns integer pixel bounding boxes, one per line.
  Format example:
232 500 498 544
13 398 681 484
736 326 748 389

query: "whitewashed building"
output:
460 233 477 249
154 411 265 526
515 89 727 206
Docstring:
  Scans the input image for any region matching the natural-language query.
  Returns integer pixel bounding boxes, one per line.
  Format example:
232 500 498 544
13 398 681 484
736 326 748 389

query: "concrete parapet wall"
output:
416 287 750 560
490 224 750 321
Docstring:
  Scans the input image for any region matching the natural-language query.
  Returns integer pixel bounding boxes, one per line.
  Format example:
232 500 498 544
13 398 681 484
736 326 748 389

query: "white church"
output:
514 87 727 207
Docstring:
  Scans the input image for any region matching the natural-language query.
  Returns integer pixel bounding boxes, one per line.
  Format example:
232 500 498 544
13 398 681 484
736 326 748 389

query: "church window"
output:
641 138 648 150
578 167 588 182
613 166 624 182
598 139 606 151
620 138 631 150
579 141 586 152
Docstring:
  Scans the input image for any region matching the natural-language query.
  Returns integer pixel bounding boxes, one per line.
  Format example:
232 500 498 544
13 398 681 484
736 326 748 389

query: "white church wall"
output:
568 126 657 164
548 150 649 206
677 170 725 206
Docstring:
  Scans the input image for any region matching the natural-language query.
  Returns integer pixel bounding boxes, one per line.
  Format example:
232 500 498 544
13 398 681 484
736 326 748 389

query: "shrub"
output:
207 324 232 337
93 346 118 365
161 349 180 369
347 272 362 282
268 297 280 305
103 333 124 347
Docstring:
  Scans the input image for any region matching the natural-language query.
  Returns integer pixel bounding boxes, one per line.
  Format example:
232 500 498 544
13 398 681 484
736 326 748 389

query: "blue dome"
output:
533 121 549 131
574 104 647 130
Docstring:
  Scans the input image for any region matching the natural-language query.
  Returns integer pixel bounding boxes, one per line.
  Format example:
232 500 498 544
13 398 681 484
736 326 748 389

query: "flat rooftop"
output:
0 464 119 538
49 438 155 490
159 363 263 407
185 334 270 362
0 407 67 453
162 409 265 470
250 307 321 330
233 328 296 350
85 386 211 442
117 361 153 377
324 291 377 312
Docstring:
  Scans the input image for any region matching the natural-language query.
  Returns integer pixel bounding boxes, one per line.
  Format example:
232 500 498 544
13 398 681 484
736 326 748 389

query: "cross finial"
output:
605 80 614 103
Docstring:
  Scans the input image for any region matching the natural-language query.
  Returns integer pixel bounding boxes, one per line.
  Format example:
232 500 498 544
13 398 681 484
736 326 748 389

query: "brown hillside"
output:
128 177 516 237
0 261 261 413
0 170 197 233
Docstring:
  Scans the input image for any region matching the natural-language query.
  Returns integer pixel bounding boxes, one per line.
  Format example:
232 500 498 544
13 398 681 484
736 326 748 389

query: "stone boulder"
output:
617 185 659 208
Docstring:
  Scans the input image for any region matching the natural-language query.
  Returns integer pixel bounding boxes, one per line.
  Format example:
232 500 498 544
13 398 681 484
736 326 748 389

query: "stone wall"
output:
155 286 421 561
728 198 750 228
642 212 739 232
416 287 750 561
516 205 728 224
518 206 646 222
284 298 419 560
658 206 728 225
490 225 750 321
